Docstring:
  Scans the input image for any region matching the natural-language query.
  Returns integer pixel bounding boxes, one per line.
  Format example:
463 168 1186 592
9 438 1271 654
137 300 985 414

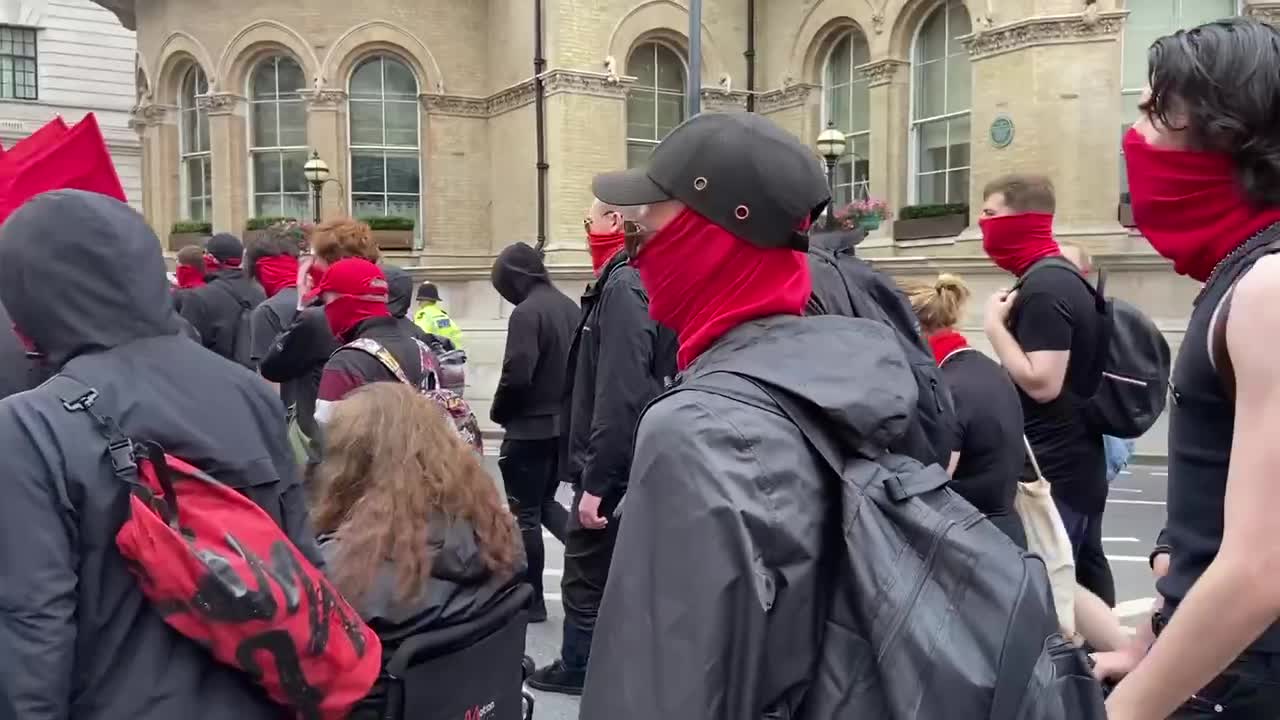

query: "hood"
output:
810 227 866 255
383 264 414 318
686 314 915 452
0 190 181 367
490 242 548 305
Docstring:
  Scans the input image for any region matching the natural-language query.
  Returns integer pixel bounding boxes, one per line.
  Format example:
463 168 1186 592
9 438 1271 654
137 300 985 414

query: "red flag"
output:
1 116 68 170
0 113 126 225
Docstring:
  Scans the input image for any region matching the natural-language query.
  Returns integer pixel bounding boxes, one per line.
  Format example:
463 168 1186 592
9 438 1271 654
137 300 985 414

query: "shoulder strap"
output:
411 337 439 391
1023 435 1047 484
211 278 254 310
51 375 139 480
1016 257 1107 313
1208 235 1280 404
342 338 413 385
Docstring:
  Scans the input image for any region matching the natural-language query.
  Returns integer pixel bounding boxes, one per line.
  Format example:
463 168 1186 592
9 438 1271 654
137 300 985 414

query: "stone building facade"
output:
93 0 1280 456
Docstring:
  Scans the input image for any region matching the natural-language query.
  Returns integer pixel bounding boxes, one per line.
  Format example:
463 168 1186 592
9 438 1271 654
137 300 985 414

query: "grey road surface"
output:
484 456 1170 720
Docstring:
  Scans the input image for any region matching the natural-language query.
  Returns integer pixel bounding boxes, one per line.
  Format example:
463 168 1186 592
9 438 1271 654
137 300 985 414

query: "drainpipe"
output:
745 0 756 111
533 0 549 253
688 0 702 116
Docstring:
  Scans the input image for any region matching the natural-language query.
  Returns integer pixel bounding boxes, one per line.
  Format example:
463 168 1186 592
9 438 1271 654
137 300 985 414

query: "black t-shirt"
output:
941 347 1027 548
1009 265 1106 514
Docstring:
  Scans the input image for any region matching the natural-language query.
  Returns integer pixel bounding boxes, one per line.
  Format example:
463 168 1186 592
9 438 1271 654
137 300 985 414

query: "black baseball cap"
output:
591 112 831 250
418 281 441 302
205 233 243 261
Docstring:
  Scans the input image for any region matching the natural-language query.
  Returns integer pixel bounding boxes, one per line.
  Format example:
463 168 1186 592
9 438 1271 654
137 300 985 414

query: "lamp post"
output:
303 151 331 224
815 122 847 230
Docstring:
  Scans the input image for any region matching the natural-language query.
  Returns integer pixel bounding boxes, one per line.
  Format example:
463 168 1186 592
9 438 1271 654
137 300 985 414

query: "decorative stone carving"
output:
421 93 489 118
486 80 537 117
543 69 628 99
871 13 885 34
1247 3 1280 25
701 87 749 112
197 93 242 114
756 83 818 114
301 88 348 110
858 59 908 88
129 103 169 135
964 11 1126 59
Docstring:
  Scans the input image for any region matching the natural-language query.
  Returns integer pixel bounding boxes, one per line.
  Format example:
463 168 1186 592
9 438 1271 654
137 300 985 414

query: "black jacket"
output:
562 253 677 504
315 316 433 424
179 267 266 366
490 243 579 440
0 300 45 398
0 190 319 720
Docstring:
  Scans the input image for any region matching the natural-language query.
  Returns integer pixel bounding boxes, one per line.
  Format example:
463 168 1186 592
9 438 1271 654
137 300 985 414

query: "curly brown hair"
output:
310 217 380 265
312 382 519 608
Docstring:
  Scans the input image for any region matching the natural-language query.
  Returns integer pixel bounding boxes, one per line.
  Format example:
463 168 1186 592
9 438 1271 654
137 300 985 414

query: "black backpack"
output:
1018 259 1170 439
211 281 256 370
806 231 958 467
682 369 1106 720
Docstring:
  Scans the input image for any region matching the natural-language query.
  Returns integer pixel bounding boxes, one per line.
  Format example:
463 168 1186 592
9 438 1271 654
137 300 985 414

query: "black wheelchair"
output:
380 584 537 720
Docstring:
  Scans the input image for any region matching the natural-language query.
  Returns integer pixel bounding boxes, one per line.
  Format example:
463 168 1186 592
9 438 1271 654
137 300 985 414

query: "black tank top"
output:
1158 227 1280 653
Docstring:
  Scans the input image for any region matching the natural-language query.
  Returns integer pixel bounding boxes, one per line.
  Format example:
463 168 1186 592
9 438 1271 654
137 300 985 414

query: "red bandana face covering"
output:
927 329 969 367
1123 127 1280 281
324 296 389 341
175 265 206 289
588 231 626 276
205 254 242 272
255 255 300 298
632 208 813 370
980 212 1061 277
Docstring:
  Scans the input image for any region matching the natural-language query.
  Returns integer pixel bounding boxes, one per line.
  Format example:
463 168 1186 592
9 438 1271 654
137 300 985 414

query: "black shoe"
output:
527 660 585 696
527 601 548 624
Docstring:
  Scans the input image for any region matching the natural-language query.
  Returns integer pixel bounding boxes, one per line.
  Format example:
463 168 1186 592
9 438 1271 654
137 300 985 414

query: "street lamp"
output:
815 122 847 229
303 151 331 224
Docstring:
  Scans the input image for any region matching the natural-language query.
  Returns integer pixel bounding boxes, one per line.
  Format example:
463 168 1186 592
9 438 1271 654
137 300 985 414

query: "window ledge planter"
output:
244 217 298 246
893 212 967 241
360 217 416 251
168 222 211 252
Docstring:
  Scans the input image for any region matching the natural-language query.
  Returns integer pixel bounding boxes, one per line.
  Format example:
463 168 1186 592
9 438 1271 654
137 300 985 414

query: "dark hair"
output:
982 174 1056 214
1145 18 1280 207
244 222 303 280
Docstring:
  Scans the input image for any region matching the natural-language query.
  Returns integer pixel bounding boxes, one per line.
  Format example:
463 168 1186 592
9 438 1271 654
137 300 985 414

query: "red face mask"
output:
633 208 812 370
175 265 206 289
255 254 300 298
980 212 1060 276
323 295 389 341
588 230 626 276
1123 127 1280 281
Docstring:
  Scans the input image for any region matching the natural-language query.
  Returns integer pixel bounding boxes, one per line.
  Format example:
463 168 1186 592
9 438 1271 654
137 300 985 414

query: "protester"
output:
312 382 523 719
489 242 578 622
180 232 265 368
979 174 1111 603
906 273 1026 548
577 112 928 717
1096 18 1280 719
171 244 208 314
414 281 465 348
0 299 41 397
0 190 318 720
526 199 677 694
384 266 456 354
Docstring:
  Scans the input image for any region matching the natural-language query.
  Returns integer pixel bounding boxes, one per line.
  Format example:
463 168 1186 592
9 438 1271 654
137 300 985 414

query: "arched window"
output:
626 42 686 168
250 56 308 219
910 1 971 206
823 29 872 207
1119 0 1237 199
179 65 211 221
349 55 420 226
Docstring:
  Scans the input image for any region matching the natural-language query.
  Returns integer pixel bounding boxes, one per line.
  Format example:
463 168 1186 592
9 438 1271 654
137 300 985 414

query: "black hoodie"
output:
489 243 580 439
0 190 318 720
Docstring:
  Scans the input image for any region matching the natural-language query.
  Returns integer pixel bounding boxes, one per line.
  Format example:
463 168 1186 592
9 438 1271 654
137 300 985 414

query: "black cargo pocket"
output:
1177 666 1280 717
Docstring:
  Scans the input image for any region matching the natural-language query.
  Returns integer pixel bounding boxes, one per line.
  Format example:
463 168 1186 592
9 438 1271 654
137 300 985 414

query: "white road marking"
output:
1110 487 1143 494
1107 499 1166 506
1114 598 1156 617
1152 471 1169 477
545 593 562 602
1106 555 1152 563
1103 537 1140 543
544 569 563 578
1118 470 1132 476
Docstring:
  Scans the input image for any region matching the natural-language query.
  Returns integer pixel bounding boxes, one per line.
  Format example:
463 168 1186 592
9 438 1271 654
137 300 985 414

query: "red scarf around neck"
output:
1123 127 1280 281
928 329 970 367
255 254 300 298
632 208 812 370
588 231 626 276
980 212 1061 277
205 254 242 272
175 265 206 289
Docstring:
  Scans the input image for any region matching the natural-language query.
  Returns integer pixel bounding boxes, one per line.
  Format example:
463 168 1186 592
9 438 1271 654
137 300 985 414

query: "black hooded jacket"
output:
490 243 579 440
180 266 266 367
0 300 45 398
0 190 319 720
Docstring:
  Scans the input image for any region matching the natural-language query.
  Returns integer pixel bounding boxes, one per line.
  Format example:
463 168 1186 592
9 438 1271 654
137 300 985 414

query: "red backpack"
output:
58 379 381 720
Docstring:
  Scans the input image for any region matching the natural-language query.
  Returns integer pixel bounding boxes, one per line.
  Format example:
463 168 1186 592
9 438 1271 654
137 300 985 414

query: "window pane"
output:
387 196 419 221
945 56 971 113
276 57 305 98
252 61 277 100
827 34 851 87
186 160 204 202
0 33 10 55
202 158 212 201
256 194 284 218
254 153 283 194
850 80 869 133
281 150 309 193
948 0 973 42
351 152 386 193
917 8 947 62
385 102 419 147
948 115 971 168
627 141 653 169
252 102 278 148
628 45 656 87
829 83 852 132
1122 0 1174 89
281 193 309 220
353 194 385 216
947 168 970 205
1178 0 1235 32
350 60 382 98
385 153 420 194
182 108 199 153
655 92 683 138
626 91 656 140
189 197 204 221
914 60 944 119
279 100 307 146
197 108 210 152
918 120 948 174
349 100 384 145
918 171 947 206
655 45 685 92
383 59 418 98
851 34 871 66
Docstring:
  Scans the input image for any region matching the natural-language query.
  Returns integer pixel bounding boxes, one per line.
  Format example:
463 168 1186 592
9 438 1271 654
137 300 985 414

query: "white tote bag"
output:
1014 435 1077 639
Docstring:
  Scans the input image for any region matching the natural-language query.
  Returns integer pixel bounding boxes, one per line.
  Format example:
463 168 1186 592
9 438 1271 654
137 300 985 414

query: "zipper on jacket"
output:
878 518 954 659
1102 372 1148 387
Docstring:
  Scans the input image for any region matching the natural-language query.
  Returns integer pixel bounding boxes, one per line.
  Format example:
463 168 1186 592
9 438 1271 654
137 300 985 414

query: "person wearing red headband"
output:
178 233 265 368
979 173 1110 601
1094 19 1280 720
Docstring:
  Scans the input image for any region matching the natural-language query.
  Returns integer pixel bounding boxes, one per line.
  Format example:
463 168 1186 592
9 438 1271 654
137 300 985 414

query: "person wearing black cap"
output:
413 281 465 349
179 232 265 368
577 113 920 717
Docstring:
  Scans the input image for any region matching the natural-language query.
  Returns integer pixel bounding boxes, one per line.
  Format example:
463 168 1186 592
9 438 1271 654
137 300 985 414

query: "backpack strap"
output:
1208 236 1280 404
341 337 413 385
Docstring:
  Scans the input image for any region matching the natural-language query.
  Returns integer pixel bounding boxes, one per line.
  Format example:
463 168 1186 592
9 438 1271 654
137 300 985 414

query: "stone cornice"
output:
701 87 750 112
130 103 171 128
421 93 489 118
963 11 1127 60
756 82 819 114
197 93 243 115
486 80 537 116
544 69 628 99
300 88 348 110
858 59 909 88
1246 3 1280 24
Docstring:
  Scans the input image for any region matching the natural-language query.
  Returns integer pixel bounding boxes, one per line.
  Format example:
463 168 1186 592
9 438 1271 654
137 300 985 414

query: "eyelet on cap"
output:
734 205 750 220
693 177 708 191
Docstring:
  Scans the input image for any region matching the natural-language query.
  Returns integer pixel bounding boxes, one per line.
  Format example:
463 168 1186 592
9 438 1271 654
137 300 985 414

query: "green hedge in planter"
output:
172 221 212 235
898 203 969 220
360 216 416 231
246 216 298 231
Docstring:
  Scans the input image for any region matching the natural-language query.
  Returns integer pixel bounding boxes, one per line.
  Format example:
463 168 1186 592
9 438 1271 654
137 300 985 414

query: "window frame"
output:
247 55 310 220
624 41 688 168
346 54 422 233
178 65 212 222
820 28 873 208
907 0 973 207
0 25 38 101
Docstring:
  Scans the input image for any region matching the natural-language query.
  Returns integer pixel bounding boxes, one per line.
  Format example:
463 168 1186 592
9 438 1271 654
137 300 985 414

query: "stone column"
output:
302 89 348 224
201 93 248 236
130 103 179 245
861 59 910 226
421 93 490 258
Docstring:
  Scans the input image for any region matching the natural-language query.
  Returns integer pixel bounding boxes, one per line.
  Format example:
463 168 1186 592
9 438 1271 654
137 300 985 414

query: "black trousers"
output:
560 488 621 671
1077 512 1115 607
499 438 568 610
1155 615 1280 718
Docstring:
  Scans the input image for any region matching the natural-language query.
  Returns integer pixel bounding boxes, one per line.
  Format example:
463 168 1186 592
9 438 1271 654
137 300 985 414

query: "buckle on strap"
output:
60 389 99 413
107 438 137 475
